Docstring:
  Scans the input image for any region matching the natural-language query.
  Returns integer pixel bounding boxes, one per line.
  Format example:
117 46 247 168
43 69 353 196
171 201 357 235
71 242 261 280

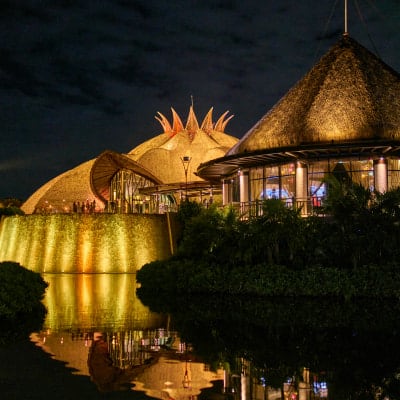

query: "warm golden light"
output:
132 356 224 400
42 274 166 331
0 214 174 273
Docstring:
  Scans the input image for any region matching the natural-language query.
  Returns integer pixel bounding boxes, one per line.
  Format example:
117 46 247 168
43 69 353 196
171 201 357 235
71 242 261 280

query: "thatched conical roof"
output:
228 35 400 155
128 106 238 184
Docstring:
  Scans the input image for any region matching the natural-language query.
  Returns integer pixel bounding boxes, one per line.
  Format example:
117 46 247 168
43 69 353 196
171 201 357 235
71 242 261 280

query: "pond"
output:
2 273 400 400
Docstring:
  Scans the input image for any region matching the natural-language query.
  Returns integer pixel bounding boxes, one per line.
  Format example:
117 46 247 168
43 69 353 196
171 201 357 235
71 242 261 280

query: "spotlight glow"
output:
0 214 175 273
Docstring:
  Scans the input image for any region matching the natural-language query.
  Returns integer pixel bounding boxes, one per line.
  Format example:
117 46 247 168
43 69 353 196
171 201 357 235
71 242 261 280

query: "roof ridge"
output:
227 35 400 156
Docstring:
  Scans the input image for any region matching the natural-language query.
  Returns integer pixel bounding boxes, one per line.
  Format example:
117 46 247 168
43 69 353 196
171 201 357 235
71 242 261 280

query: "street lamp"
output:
180 156 192 200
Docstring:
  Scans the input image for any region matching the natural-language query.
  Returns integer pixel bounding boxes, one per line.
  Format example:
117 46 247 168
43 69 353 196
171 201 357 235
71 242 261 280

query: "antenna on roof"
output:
344 0 349 35
191 94 194 108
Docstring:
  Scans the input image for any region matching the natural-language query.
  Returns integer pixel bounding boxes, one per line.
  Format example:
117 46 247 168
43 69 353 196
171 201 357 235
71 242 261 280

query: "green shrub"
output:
0 262 48 344
0 206 24 216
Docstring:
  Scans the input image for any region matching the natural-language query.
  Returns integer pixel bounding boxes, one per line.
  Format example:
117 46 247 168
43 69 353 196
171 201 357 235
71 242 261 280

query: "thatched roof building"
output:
233 35 400 151
21 107 238 214
197 34 400 213
129 107 237 186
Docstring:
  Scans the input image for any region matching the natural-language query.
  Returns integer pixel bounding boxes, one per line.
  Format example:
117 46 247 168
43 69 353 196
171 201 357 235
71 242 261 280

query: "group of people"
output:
72 199 97 214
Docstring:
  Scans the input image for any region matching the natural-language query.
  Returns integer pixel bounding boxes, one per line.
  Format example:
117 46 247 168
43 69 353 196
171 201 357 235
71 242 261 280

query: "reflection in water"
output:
25 272 400 399
132 354 224 400
42 273 166 331
30 273 222 398
87 332 162 392
88 333 126 391
138 291 400 400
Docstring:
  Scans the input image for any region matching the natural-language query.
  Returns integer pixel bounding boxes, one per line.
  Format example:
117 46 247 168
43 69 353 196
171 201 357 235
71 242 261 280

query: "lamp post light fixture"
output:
180 155 192 200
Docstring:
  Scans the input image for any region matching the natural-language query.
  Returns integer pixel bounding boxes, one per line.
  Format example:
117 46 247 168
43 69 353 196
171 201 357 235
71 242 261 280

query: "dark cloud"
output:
0 0 399 199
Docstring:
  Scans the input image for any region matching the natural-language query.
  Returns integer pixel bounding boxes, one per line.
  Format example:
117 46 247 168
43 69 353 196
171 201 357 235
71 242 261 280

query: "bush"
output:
0 206 24 216
0 262 48 344
137 195 400 299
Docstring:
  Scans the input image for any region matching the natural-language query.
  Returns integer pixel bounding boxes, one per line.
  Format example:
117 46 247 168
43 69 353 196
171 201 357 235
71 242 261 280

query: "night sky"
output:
1 0 399 200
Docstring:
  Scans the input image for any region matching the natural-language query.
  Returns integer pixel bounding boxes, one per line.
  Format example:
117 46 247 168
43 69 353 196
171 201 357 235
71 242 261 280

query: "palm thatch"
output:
130 107 238 184
228 35 400 156
22 107 238 213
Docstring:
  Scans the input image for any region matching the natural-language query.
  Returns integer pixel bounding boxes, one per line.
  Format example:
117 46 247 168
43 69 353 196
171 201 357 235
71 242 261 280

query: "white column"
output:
299 382 310 400
241 359 250 400
239 170 249 203
299 368 311 400
239 170 249 216
222 179 230 205
374 158 388 193
296 162 308 213
241 373 249 400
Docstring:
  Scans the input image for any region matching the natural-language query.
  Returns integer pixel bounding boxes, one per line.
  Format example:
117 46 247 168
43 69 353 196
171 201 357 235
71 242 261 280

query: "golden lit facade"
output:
0 107 237 273
107 169 174 214
0 213 177 273
21 107 238 215
197 35 400 214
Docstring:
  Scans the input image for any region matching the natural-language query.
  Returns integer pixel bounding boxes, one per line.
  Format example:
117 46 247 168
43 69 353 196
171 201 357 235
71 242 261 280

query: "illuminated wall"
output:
41 273 167 331
0 213 177 273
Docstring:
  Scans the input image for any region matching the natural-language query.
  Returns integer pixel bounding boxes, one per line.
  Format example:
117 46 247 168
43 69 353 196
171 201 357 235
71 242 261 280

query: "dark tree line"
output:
177 184 400 271
137 181 400 297
0 262 48 344
0 198 24 216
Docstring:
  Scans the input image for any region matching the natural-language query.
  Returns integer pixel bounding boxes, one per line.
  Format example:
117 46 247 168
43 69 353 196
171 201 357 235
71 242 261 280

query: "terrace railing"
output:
230 197 325 220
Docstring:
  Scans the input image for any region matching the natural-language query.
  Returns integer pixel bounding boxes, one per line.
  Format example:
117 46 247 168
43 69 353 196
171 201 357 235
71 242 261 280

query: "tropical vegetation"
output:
137 179 400 298
0 198 24 216
0 262 48 344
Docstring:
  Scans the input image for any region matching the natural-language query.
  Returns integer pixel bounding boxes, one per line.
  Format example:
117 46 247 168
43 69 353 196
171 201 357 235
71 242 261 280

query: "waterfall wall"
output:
42 273 166 330
0 213 178 273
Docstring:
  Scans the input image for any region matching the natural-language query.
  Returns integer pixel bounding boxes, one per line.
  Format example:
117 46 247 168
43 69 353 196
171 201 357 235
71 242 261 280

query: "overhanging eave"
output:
197 140 400 181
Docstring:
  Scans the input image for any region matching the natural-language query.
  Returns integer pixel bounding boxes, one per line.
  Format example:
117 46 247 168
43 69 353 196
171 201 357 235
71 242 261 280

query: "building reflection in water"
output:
31 328 224 397
221 360 328 400
132 347 224 400
28 274 328 399
30 273 225 397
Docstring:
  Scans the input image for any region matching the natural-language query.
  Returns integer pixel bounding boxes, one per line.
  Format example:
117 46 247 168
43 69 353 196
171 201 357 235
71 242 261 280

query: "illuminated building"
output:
21 106 238 215
3 32 400 272
197 34 400 216
0 107 237 272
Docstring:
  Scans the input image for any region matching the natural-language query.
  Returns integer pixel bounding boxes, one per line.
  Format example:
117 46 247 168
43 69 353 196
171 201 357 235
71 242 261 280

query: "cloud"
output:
0 158 35 171
0 0 399 199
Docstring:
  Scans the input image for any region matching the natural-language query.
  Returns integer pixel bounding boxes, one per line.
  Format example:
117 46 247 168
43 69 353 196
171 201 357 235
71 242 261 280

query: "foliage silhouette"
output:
138 188 400 298
0 262 48 344
138 291 400 400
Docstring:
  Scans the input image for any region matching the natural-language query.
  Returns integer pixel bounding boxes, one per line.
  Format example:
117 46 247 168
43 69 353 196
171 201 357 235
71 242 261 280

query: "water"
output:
25 273 224 399
4 273 400 399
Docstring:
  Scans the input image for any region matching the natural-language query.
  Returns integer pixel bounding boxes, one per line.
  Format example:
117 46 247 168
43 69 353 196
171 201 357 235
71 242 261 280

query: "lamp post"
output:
180 156 192 200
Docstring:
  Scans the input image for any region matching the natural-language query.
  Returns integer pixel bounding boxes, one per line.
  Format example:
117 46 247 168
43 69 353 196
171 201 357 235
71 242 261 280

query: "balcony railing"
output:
230 197 325 219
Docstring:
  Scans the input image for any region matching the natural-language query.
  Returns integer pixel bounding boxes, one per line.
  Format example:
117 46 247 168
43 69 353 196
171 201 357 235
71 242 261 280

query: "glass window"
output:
280 164 295 200
347 160 374 189
309 159 373 197
245 157 379 208
109 169 175 213
249 168 264 200
308 161 328 199
249 164 295 201
388 158 400 190
264 166 280 199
